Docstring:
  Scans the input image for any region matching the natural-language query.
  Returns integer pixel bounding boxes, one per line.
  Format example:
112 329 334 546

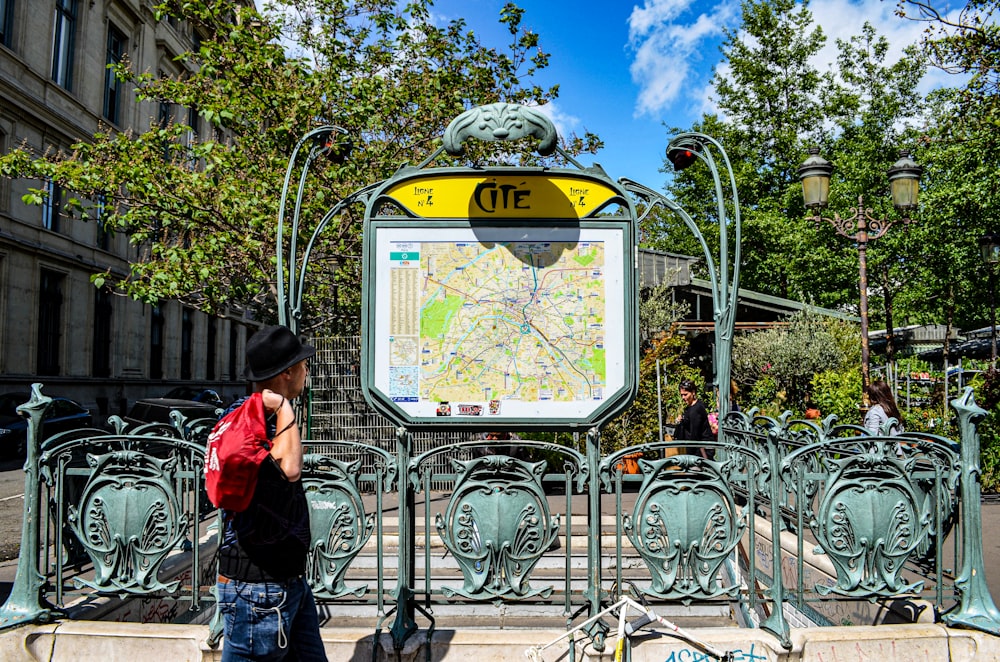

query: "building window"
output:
95 194 113 250
158 100 173 128
206 317 217 380
92 288 112 377
187 105 198 140
51 0 77 90
229 323 238 381
181 307 192 380
38 269 64 376
104 25 126 124
0 0 14 49
41 178 61 232
150 303 164 379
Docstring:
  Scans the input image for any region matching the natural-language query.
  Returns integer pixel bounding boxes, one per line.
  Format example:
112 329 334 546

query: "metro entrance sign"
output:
379 173 622 218
360 105 639 431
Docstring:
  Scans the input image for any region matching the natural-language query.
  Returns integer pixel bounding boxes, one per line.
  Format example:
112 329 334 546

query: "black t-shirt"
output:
218 398 311 582
674 400 714 442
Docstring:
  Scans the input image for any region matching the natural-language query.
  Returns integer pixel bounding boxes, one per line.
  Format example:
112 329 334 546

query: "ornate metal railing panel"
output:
300 444 396 603
412 440 586 608
0 385 215 630
782 435 958 599
601 444 753 603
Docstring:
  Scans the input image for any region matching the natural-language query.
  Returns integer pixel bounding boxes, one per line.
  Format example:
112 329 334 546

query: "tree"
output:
0 0 600 332
897 0 1000 143
732 309 858 411
895 0 1000 350
648 0 836 306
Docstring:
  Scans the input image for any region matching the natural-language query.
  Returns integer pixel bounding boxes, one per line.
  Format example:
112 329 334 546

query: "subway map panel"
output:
385 240 608 416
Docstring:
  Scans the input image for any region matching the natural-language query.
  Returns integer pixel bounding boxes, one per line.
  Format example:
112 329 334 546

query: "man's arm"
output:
261 390 303 482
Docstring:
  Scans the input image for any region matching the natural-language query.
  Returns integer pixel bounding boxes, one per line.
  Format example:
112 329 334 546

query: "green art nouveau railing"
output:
2 383 999 659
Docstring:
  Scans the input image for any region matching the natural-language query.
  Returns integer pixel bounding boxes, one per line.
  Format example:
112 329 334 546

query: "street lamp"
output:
276 125 352 334
640 133 742 420
798 148 922 408
981 232 1000 363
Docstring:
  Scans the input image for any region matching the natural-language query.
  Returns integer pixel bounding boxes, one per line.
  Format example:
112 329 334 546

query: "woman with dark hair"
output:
864 380 904 436
674 379 715 458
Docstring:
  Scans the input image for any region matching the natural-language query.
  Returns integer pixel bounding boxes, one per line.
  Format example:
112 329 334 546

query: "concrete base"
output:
0 621 997 661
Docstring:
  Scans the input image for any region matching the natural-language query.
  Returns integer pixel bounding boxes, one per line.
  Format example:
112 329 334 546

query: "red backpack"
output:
204 393 271 512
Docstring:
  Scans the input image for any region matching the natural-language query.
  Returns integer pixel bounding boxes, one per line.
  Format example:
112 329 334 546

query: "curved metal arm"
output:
666 132 743 309
287 182 381 332
620 177 721 298
809 195 912 245
625 132 742 416
276 125 350 329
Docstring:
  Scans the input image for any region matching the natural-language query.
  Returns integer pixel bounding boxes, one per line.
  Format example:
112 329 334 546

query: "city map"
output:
387 240 607 411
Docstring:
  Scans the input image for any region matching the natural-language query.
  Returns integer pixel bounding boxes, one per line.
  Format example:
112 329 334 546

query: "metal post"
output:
579 426 608 652
809 195 907 413
0 385 57 629
990 266 998 363
656 359 663 442
390 426 418 649
585 427 603 616
759 427 791 648
856 222 872 408
943 388 1000 634
906 374 911 412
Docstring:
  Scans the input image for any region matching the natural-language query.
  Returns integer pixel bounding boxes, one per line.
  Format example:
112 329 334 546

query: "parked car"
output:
124 397 220 430
0 392 29 418
0 394 93 458
161 387 224 407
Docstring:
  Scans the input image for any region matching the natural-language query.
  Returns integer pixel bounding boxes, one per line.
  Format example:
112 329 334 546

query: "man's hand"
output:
260 389 285 414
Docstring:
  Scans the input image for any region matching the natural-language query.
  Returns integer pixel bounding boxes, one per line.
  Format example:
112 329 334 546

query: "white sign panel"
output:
370 225 628 422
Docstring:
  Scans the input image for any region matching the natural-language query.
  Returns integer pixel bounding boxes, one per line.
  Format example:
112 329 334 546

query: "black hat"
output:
245 325 316 382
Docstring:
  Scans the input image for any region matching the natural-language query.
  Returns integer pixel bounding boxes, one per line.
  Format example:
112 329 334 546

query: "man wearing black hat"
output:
216 325 327 661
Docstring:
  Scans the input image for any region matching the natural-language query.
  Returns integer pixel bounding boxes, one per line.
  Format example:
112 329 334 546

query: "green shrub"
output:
811 367 863 424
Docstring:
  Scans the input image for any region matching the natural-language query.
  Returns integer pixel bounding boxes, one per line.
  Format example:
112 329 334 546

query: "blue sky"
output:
427 0 953 190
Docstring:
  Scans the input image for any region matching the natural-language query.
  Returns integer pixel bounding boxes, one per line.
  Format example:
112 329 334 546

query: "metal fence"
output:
2 379 999 660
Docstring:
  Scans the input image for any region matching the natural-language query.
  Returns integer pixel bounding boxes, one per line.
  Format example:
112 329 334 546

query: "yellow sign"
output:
382 174 621 219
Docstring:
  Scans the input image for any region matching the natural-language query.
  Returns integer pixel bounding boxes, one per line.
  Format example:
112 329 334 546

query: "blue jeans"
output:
218 576 327 661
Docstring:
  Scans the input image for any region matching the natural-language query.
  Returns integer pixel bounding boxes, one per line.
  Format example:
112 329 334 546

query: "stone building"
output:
0 0 249 420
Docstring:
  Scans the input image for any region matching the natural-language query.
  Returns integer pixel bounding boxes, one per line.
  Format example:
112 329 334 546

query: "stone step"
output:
316 601 736 630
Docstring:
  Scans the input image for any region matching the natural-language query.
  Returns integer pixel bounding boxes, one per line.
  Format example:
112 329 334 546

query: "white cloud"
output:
628 0 965 124
531 101 581 141
629 0 700 36
628 0 739 118
808 0 959 94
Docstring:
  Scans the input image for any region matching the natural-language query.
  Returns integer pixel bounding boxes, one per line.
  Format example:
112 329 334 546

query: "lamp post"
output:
623 133 742 420
981 233 1000 363
276 125 352 334
798 148 922 408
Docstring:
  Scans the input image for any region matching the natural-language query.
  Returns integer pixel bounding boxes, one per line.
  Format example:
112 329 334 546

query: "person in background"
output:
710 379 741 435
674 379 715 458
726 379 741 414
864 380 904 436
